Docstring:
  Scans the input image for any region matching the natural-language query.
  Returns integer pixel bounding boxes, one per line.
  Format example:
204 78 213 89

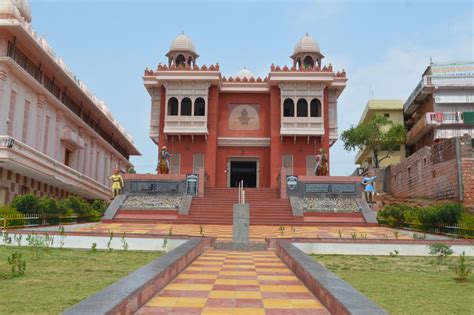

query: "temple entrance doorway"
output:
228 159 258 188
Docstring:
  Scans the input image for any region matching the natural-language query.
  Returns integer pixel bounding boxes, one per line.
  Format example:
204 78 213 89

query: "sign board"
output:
286 175 299 191
186 174 199 196
303 183 358 196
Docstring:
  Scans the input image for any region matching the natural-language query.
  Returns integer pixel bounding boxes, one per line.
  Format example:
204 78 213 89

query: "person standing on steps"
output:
361 169 377 203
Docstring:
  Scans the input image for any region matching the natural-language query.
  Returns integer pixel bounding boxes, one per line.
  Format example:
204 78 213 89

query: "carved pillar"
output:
89 137 96 178
35 95 46 150
78 127 85 173
54 110 63 161
0 65 9 135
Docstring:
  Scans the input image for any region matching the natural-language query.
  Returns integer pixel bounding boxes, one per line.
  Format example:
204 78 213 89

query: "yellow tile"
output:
209 290 235 298
215 279 237 285
166 283 214 291
236 279 259 285
219 271 257 276
178 274 217 280
202 308 234 315
146 297 178 307
263 299 294 309
255 268 288 273
257 276 297 281
233 308 265 315
285 285 310 293
187 267 221 272
175 297 207 308
291 299 324 308
235 291 262 299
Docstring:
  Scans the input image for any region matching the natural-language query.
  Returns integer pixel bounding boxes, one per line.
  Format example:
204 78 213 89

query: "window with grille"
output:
306 155 316 175
170 154 180 175
193 153 204 174
282 154 293 175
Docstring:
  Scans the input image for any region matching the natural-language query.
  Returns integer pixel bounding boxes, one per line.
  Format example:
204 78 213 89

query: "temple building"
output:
0 0 140 204
144 33 347 188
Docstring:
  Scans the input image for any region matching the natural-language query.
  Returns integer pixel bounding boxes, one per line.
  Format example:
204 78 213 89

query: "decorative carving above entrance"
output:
229 104 259 130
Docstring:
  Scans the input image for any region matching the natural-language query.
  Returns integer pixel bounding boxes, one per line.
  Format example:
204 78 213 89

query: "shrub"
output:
10 194 40 214
428 243 453 263
454 252 471 282
91 200 108 215
62 196 90 216
459 212 474 229
378 204 410 226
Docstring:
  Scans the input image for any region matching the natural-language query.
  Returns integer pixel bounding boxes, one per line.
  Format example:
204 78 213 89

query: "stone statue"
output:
157 146 172 174
109 169 124 198
314 148 329 176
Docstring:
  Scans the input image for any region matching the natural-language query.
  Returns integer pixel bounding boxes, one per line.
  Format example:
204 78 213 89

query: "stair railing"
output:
238 180 246 204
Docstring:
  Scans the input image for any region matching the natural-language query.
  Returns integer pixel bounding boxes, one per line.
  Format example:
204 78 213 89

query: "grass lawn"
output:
312 254 474 315
0 245 160 314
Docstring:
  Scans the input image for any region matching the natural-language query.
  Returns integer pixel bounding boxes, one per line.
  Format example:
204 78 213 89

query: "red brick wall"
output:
388 137 473 208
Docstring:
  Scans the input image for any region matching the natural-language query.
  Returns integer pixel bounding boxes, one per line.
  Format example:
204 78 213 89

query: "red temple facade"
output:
143 33 347 189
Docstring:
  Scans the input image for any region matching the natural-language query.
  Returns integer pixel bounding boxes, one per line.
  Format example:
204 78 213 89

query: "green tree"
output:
340 114 406 169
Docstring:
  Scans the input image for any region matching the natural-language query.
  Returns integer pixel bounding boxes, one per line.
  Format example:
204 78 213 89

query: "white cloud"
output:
330 24 472 175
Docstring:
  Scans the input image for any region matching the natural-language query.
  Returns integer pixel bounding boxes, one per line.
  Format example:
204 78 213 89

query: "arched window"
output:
296 58 301 69
297 99 308 117
181 97 192 116
194 97 205 116
283 98 295 117
168 97 178 116
187 56 193 66
310 99 321 117
303 56 314 69
176 54 185 67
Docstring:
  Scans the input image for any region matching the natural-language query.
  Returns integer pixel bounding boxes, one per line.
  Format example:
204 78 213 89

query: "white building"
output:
0 0 140 204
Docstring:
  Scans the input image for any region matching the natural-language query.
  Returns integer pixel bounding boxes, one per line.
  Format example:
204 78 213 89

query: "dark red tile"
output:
212 284 259 291
182 270 219 275
235 298 264 308
217 275 258 280
205 298 236 307
261 292 289 299
174 279 215 284
258 280 301 285
168 307 202 315
264 309 296 315
286 292 315 299
159 290 209 298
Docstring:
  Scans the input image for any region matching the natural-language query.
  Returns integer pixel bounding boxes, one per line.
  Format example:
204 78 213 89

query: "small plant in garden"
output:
361 233 368 239
121 233 128 251
199 225 205 237
14 234 22 246
107 230 114 251
58 225 66 248
2 230 12 244
389 250 399 257
351 233 357 239
291 227 296 233
168 226 173 236
279 226 285 236
394 231 399 239
162 237 168 251
91 243 97 253
338 230 342 238
454 252 471 282
7 251 26 277
428 243 453 263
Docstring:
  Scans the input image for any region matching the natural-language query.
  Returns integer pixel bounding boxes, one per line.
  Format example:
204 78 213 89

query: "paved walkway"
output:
73 222 417 242
135 250 329 315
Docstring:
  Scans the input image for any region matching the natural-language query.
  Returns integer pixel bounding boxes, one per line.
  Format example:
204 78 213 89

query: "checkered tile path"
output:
76 223 410 242
135 250 329 315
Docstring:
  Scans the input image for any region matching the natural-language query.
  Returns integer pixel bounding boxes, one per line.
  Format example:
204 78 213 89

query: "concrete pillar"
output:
233 203 249 244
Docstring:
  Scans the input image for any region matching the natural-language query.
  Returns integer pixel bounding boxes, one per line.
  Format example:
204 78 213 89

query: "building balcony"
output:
0 136 111 200
406 112 465 145
280 117 324 136
163 116 208 136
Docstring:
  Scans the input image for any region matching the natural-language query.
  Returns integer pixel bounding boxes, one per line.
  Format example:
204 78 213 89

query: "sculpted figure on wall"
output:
314 148 328 176
157 145 172 174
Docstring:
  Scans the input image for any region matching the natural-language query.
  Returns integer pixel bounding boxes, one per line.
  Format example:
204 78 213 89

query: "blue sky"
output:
30 0 473 175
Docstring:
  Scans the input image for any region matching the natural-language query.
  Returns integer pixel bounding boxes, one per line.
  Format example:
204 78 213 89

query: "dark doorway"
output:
230 160 257 188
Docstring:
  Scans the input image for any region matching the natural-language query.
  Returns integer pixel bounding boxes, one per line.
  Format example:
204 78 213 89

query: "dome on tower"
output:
236 68 254 79
292 33 321 57
168 32 197 55
0 0 32 23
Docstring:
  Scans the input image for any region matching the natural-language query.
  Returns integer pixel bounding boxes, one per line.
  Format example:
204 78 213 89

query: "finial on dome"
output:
305 32 309 36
